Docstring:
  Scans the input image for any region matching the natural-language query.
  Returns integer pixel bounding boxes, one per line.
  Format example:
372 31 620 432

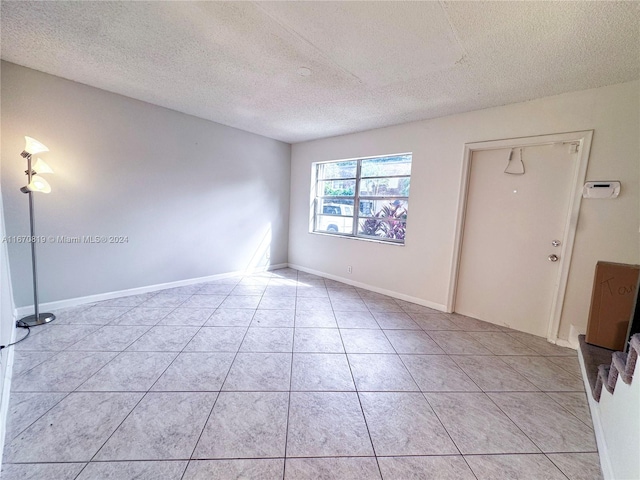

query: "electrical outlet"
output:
347 265 352 274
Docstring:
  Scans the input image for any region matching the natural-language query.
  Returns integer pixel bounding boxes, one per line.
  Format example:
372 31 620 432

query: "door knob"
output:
548 254 559 262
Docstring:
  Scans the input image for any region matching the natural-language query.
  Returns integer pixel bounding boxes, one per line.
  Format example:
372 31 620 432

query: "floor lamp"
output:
19 136 56 327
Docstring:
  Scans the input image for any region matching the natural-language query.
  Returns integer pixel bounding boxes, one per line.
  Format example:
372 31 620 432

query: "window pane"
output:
318 199 355 216
312 153 411 244
319 179 356 196
359 199 408 219
359 177 410 197
318 161 357 180
361 155 412 177
316 215 354 234
358 219 406 241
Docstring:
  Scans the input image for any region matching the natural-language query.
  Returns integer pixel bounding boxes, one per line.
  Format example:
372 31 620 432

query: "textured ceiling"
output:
1 1 639 143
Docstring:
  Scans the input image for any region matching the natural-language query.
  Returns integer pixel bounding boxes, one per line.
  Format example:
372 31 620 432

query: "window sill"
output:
309 230 405 246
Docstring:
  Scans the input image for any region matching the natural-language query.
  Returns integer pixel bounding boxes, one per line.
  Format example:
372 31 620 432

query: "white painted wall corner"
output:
289 263 448 312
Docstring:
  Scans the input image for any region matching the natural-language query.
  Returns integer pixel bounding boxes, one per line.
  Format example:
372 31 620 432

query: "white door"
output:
455 143 576 337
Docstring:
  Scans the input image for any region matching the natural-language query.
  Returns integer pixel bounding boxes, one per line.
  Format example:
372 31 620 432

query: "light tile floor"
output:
2 268 603 479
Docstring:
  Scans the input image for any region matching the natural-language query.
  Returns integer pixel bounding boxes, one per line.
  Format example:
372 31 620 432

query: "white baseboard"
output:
555 338 578 350
568 324 582 349
16 262 444 317
578 346 614 480
0 319 17 469
15 263 288 316
289 263 448 312
547 324 579 351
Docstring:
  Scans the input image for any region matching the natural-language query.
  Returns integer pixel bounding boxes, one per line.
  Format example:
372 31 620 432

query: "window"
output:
312 153 411 244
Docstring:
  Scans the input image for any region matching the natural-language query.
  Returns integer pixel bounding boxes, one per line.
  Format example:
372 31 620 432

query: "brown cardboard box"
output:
586 261 640 351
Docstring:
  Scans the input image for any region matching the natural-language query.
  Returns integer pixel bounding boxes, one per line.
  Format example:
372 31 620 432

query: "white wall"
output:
579 348 640 480
289 81 639 341
1 62 291 307
0 178 16 466
597 365 640 480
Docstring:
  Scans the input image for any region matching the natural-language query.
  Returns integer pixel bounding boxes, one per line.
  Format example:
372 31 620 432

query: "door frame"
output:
447 130 593 343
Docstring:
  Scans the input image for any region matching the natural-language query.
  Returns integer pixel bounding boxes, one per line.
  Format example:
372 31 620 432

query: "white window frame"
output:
311 153 412 245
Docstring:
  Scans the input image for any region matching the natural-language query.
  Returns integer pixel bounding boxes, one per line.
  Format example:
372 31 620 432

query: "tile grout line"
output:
361 292 474 476
542 453 573 480
335 288 384 479
281 269 299 480
539 390 595 430
179 276 255 480
141 279 224 392
3 391 72 447
2 449 603 464
69 326 156 392
77 281 231 477
485 388 597 454
5 303 152 453
8 350 60 379
3 269 592 478
481 390 556 457
13 313 131 377
446 353 541 394
366 299 559 478
5 294 176 448
69 291 202 396
409 338 582 469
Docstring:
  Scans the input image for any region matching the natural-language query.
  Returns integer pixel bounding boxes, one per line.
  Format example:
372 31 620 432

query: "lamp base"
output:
19 313 56 327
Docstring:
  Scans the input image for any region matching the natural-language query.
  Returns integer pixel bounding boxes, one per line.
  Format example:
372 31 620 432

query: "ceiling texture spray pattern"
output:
1 1 639 143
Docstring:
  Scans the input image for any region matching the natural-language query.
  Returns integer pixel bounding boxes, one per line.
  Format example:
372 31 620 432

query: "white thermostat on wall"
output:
582 181 621 199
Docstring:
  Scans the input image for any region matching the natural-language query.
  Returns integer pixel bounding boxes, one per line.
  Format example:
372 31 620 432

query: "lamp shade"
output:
25 175 51 194
32 158 54 175
23 136 49 156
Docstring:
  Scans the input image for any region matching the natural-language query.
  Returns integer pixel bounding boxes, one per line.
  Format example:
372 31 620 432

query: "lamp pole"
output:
28 156 40 321
19 137 55 327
